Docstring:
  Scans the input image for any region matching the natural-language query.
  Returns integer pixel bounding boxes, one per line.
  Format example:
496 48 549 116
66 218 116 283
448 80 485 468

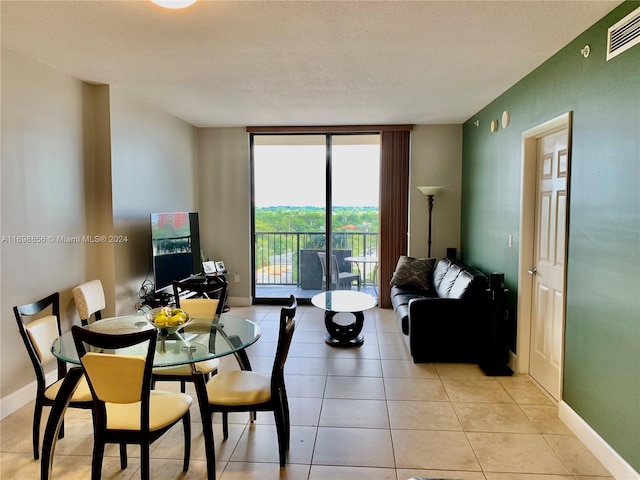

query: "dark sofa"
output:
390 256 489 363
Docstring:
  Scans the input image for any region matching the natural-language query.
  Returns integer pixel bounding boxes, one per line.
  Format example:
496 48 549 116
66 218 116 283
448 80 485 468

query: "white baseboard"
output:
0 371 57 420
559 401 640 480
508 350 518 372
226 296 252 307
1 382 33 419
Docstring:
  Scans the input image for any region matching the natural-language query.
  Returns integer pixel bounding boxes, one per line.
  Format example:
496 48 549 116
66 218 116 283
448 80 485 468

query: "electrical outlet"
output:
234 274 240 283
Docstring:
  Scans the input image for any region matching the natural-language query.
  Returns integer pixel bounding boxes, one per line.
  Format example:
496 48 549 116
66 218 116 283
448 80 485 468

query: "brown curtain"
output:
378 130 410 308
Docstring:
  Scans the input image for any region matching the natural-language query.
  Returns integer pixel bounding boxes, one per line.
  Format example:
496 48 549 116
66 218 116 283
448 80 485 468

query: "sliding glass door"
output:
251 133 380 302
329 135 380 296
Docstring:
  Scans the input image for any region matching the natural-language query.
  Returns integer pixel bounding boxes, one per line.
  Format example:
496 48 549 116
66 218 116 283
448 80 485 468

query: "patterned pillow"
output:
389 256 436 290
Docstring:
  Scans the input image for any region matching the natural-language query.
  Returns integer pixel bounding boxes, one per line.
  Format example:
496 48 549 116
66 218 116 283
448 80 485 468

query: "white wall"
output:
1 49 91 403
0 51 199 415
409 124 462 260
109 88 199 315
197 128 252 306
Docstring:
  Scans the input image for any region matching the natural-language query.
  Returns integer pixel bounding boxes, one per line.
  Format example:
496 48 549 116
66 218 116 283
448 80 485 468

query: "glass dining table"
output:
42 313 261 480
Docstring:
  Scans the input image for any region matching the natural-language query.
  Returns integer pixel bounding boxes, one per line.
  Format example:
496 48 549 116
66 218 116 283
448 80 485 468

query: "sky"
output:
254 144 380 207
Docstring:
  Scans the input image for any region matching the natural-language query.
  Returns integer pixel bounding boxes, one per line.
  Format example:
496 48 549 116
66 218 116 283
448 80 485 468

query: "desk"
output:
312 291 377 347
142 273 232 312
43 314 260 480
344 255 378 295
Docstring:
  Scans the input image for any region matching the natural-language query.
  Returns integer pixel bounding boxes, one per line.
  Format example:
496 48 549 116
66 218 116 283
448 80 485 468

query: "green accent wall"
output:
461 2 640 472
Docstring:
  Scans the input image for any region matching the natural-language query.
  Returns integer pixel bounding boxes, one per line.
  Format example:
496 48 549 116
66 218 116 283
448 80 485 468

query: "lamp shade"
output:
150 0 197 8
417 186 442 196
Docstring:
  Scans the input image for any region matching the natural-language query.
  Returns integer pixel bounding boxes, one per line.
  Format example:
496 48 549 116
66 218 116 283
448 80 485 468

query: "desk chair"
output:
151 278 227 392
204 295 297 466
71 326 192 480
318 252 361 290
72 279 105 326
13 292 92 460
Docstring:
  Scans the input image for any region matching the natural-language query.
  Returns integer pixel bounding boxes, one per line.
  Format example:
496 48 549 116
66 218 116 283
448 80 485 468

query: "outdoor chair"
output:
318 252 361 290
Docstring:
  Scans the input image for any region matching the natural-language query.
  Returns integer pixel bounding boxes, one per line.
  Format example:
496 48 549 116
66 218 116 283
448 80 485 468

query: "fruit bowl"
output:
146 306 191 336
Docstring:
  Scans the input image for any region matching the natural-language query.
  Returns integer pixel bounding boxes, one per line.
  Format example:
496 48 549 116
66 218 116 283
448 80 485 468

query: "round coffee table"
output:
312 290 377 347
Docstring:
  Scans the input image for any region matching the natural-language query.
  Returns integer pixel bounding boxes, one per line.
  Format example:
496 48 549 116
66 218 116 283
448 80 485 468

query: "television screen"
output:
151 212 201 292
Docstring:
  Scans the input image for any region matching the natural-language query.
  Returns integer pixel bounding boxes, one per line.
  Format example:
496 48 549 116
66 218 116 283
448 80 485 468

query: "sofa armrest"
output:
407 297 483 363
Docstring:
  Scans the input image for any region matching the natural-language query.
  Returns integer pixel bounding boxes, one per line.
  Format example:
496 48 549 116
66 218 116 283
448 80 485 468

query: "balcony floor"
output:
255 284 378 302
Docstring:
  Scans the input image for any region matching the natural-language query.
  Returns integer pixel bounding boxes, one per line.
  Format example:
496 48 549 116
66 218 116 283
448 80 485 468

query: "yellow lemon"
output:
154 313 168 326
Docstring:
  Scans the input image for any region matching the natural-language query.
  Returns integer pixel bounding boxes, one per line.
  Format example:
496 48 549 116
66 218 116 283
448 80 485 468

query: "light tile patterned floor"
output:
0 305 614 480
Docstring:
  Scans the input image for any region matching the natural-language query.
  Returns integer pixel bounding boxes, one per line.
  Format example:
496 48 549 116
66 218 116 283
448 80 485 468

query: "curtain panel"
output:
379 130 411 308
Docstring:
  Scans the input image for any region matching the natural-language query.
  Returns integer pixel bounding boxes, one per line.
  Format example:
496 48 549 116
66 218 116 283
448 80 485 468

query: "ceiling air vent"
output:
607 5 640 61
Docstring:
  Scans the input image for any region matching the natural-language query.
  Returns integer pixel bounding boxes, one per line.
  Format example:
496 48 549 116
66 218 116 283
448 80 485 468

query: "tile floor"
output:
0 304 615 480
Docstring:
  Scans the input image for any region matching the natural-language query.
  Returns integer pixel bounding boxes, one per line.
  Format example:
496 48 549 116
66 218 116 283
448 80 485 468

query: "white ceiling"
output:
1 0 621 127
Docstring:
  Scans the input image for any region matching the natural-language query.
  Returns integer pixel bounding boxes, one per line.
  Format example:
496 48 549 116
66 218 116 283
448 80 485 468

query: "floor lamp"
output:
417 186 442 258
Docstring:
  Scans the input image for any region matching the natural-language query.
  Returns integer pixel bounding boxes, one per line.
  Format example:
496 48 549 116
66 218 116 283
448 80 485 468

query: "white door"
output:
529 127 568 400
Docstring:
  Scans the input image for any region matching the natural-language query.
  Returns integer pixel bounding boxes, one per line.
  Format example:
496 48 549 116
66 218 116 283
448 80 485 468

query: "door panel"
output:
529 128 568 400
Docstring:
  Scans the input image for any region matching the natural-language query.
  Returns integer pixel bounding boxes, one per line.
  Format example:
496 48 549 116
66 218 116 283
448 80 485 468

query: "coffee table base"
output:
324 310 364 347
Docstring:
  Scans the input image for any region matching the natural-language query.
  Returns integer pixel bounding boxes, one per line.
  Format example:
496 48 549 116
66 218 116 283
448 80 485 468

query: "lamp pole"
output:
426 194 434 258
417 186 442 259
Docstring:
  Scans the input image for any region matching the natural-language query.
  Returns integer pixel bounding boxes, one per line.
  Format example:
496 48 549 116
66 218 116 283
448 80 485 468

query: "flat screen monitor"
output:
150 212 201 292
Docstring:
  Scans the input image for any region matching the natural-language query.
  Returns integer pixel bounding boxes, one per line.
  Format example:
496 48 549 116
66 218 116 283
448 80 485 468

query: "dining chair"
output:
71 325 192 480
13 292 93 460
173 276 228 315
151 278 227 392
204 295 297 466
72 279 105 326
317 252 361 290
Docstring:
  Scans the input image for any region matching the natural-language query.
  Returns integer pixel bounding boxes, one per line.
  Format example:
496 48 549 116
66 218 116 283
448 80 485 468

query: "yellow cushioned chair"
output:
204 295 297 467
71 325 192 480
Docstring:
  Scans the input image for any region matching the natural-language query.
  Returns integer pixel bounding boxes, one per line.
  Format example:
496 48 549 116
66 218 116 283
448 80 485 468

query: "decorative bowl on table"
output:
146 306 191 336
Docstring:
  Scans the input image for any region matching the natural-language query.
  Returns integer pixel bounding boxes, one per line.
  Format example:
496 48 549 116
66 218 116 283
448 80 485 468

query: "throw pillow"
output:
389 256 436 290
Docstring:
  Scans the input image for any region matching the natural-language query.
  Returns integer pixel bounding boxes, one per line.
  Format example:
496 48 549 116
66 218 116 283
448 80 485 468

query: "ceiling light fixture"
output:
150 0 197 9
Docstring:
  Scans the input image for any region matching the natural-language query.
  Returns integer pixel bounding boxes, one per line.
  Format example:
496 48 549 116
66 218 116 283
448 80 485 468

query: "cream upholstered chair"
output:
71 325 192 480
204 295 297 467
151 278 226 392
72 279 105 326
13 292 92 459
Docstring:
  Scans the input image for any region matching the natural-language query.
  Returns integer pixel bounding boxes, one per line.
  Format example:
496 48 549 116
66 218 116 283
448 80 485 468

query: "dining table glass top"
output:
52 314 261 368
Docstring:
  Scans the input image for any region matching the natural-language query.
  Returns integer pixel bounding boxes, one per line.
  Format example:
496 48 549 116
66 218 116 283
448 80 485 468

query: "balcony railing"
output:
255 231 378 286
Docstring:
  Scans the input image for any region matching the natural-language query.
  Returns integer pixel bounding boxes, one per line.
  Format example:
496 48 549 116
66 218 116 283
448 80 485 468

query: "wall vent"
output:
607 5 640 61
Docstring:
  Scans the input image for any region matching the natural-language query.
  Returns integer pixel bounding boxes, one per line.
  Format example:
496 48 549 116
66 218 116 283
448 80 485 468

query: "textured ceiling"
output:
1 1 622 127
